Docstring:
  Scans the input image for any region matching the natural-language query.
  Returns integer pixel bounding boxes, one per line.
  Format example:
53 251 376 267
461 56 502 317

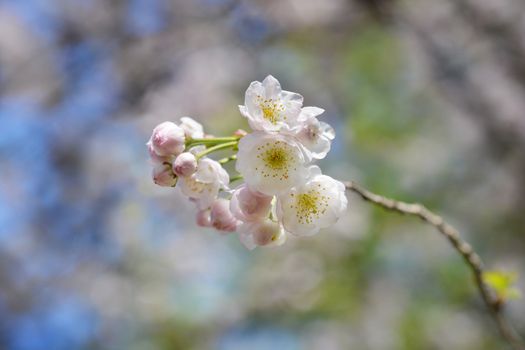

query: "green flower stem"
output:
186 137 240 148
196 141 238 160
229 174 243 184
218 155 237 164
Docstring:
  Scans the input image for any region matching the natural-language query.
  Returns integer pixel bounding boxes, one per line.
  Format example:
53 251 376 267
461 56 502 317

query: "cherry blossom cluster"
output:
147 76 347 249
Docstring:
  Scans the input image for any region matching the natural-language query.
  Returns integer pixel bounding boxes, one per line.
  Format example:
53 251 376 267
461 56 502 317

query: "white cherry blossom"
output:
292 107 335 160
237 219 286 250
179 158 229 209
236 131 309 196
239 75 303 132
277 166 347 236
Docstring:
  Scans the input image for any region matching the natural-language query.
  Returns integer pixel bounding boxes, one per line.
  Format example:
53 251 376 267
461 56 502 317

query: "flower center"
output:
264 147 288 170
257 96 285 125
255 140 297 180
292 188 329 224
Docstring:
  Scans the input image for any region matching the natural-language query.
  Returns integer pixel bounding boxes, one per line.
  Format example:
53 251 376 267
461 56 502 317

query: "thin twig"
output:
344 180 524 350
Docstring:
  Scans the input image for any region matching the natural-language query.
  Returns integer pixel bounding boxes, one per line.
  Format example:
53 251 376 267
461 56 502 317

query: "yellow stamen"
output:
292 189 329 224
256 141 297 181
257 96 285 125
263 147 288 170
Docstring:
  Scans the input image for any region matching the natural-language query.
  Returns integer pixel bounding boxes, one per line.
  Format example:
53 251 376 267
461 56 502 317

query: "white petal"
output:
320 121 335 140
280 91 303 126
239 105 250 118
262 75 282 98
303 135 332 160
293 110 335 160
194 158 218 183
179 116 204 139
237 223 257 250
194 184 220 210
188 145 206 155
306 165 322 178
298 106 324 121
179 175 218 207
193 158 229 187
244 81 265 117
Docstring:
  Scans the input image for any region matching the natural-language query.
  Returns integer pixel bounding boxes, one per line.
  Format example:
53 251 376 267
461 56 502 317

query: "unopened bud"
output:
152 162 177 187
210 199 240 232
149 121 185 157
147 142 169 164
230 184 272 222
238 220 286 250
252 220 282 246
196 209 212 227
234 129 248 137
173 152 197 177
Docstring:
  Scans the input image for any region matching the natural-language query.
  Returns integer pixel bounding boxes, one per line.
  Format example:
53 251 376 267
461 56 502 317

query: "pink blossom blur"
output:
210 199 240 232
230 184 272 222
196 209 212 227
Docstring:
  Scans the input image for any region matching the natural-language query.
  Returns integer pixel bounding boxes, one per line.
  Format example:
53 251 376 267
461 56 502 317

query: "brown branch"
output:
344 180 524 350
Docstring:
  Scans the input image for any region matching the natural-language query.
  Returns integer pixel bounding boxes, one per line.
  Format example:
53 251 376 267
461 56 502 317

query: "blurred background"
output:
0 0 524 349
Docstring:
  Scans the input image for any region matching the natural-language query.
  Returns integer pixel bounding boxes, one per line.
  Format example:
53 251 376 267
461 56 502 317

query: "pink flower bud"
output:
230 184 272 222
210 199 240 232
234 129 248 137
149 121 185 157
251 220 281 246
147 141 170 164
152 162 177 187
238 220 286 250
173 152 197 177
196 209 212 227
